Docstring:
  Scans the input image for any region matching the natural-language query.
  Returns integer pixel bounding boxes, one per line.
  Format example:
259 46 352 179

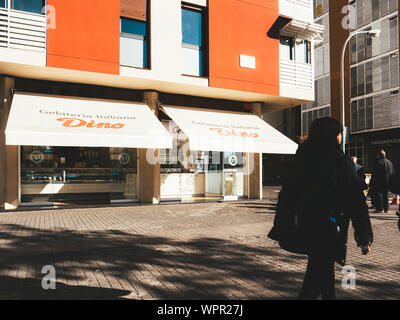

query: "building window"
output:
279 36 294 60
295 39 311 64
11 0 45 14
181 5 207 77
120 17 149 69
346 141 364 165
280 36 310 64
0 0 5 8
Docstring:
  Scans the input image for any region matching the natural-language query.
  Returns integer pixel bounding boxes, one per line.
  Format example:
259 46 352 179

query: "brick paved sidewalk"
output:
0 198 398 300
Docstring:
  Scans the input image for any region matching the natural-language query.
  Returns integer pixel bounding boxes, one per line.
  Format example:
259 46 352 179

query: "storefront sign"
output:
371 139 400 145
228 155 238 166
30 150 44 164
162 106 298 154
6 93 173 149
119 153 130 165
209 128 259 138
44 146 52 154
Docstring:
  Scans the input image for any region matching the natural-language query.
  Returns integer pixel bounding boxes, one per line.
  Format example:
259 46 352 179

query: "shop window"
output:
279 36 294 61
11 0 45 14
182 5 207 77
20 146 138 203
120 17 149 69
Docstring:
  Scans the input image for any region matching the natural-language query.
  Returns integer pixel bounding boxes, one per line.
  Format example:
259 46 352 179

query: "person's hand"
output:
361 244 371 255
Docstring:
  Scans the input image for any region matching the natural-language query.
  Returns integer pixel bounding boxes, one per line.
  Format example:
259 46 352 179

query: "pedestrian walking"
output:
370 150 395 213
268 117 373 300
351 156 368 191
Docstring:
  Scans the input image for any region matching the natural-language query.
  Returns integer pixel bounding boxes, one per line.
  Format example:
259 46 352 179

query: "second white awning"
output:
6 93 173 149
162 106 298 154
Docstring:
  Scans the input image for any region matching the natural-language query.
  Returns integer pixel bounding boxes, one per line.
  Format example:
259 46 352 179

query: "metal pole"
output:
341 30 373 153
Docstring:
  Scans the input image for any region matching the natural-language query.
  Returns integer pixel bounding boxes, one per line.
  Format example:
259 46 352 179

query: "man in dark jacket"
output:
370 149 395 213
351 156 368 191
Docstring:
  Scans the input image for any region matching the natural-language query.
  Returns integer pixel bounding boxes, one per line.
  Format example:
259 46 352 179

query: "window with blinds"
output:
120 0 149 69
351 67 358 98
351 14 398 66
357 63 365 96
372 0 380 21
389 16 398 51
301 106 331 136
351 54 399 100
351 91 400 132
365 61 372 94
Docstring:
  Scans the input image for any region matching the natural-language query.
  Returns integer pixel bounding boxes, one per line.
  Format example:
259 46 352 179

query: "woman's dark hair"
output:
306 117 343 150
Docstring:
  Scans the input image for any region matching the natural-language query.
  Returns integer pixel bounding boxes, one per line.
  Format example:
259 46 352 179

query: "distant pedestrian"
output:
351 156 368 191
268 117 373 300
370 150 395 213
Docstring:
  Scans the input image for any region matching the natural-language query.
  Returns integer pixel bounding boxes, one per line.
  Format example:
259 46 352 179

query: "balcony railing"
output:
0 8 46 52
281 0 312 9
280 59 313 90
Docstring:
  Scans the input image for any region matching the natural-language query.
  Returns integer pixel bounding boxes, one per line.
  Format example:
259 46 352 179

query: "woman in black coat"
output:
269 117 373 300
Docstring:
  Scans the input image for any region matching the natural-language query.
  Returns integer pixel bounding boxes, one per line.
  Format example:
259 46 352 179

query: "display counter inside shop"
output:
160 168 205 199
21 167 137 197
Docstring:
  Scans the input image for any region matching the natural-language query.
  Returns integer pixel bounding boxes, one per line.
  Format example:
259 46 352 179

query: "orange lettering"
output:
111 123 125 129
57 118 87 127
57 118 125 129
209 128 231 136
209 127 258 138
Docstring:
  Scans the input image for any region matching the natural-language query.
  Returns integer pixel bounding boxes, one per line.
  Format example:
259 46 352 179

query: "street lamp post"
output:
340 29 381 153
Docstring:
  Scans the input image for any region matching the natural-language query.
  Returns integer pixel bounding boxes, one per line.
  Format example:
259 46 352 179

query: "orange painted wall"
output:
46 0 120 75
208 0 279 96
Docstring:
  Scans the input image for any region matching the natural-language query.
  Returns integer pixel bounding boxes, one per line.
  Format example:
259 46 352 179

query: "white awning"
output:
280 19 325 41
161 106 298 154
6 93 173 149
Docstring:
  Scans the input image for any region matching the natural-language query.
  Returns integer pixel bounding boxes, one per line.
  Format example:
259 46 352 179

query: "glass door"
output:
223 152 244 199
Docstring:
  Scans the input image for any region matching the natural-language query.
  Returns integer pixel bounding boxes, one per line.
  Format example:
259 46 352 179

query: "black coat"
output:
270 143 373 265
370 158 395 193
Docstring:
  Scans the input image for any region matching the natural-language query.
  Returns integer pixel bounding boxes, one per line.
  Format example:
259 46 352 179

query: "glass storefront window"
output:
20 146 138 203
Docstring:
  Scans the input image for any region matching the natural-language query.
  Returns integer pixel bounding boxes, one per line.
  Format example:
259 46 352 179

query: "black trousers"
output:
375 192 389 211
298 253 336 300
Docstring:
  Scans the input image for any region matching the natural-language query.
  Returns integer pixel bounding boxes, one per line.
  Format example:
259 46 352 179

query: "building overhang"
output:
0 61 311 113
268 15 324 41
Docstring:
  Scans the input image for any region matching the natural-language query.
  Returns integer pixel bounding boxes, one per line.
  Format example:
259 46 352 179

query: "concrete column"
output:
139 91 161 204
245 103 263 200
0 76 19 210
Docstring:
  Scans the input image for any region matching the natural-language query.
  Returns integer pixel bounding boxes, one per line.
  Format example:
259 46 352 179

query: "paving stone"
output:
0 189 398 300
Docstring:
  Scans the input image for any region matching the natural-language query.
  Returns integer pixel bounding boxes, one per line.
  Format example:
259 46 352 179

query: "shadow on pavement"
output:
0 224 305 300
0 275 131 300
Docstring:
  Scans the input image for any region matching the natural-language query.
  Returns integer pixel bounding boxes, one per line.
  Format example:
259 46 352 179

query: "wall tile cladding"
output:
208 0 280 96
46 0 120 74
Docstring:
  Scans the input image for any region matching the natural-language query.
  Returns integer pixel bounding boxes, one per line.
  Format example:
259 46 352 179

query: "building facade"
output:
348 0 400 170
301 0 400 172
0 0 318 209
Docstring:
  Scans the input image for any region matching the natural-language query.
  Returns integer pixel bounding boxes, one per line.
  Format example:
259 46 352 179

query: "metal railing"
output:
282 0 312 9
0 8 46 52
280 59 313 90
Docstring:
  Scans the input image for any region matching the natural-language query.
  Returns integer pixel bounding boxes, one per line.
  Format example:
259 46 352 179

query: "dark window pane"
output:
366 97 373 129
351 67 358 98
358 99 366 130
182 8 202 46
0 0 5 8
13 0 44 14
279 36 294 60
121 18 146 36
